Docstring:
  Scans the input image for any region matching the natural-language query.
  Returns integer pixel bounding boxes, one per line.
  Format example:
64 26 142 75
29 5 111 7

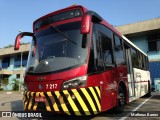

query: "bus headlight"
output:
61 75 87 89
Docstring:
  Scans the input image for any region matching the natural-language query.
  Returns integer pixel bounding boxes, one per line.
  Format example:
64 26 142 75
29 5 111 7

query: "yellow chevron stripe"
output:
23 95 26 103
55 91 70 115
47 92 59 111
95 86 100 98
40 92 45 97
81 88 97 114
89 87 101 111
61 104 70 115
23 87 100 114
45 102 51 111
24 101 27 110
53 102 59 111
55 91 60 98
27 91 30 99
47 92 52 96
63 90 81 115
33 102 38 110
28 92 34 110
33 92 39 110
54 91 64 112
40 92 51 111
72 89 90 115
35 92 40 97
23 92 28 110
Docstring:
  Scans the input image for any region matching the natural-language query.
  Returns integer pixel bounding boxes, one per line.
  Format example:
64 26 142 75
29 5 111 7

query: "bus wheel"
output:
114 86 125 113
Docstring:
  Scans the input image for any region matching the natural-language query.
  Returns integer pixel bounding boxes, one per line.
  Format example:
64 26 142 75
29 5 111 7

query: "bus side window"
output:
87 31 96 74
114 35 125 66
145 57 149 70
99 31 114 70
131 48 140 68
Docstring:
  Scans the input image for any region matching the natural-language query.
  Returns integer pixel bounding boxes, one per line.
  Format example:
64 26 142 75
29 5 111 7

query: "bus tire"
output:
114 86 125 113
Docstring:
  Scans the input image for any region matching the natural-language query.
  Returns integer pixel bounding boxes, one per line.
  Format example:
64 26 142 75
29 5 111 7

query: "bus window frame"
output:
113 34 126 66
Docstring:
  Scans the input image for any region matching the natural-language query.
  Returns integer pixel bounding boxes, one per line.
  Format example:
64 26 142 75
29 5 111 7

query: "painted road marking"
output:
119 95 153 120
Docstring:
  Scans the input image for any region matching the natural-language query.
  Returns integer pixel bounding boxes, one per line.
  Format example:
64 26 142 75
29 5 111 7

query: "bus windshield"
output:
27 22 87 74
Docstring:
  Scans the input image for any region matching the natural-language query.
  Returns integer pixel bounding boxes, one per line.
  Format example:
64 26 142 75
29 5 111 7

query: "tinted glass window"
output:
114 35 125 65
99 32 114 70
131 48 139 68
129 47 148 70
138 53 143 68
100 25 112 38
27 22 87 74
14 54 28 67
2 57 10 68
34 9 82 31
88 33 95 73
142 54 145 69
148 34 160 51
145 56 149 70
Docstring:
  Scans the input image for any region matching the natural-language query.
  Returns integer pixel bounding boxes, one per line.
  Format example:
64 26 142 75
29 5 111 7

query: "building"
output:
1 18 159 90
116 18 160 88
0 44 30 90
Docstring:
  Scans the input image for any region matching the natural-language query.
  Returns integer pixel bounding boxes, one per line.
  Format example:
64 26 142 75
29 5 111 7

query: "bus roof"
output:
122 35 147 56
33 5 147 57
33 5 87 27
33 5 122 37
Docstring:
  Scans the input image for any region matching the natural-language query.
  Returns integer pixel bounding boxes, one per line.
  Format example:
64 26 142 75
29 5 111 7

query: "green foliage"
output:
20 42 30 45
0 78 9 89
2 78 9 86
11 79 20 91
4 44 13 48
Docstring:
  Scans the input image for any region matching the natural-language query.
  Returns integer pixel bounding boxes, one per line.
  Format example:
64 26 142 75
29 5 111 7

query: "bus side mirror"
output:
80 11 103 35
14 32 34 50
80 14 91 34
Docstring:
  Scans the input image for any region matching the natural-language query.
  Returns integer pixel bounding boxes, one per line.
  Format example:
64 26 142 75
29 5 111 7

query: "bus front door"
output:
125 46 135 99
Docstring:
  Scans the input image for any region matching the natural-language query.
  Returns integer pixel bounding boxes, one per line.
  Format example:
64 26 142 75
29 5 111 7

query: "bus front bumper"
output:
23 86 101 115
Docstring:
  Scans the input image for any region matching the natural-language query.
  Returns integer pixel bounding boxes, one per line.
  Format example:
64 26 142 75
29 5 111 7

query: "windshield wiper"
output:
50 25 78 46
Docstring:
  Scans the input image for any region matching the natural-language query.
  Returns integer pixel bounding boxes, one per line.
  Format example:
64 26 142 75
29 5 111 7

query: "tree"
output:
0 78 9 90
11 79 20 91
4 44 13 48
4 42 30 48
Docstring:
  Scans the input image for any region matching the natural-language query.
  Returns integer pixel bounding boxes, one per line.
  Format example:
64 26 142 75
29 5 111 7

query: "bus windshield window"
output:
27 22 87 74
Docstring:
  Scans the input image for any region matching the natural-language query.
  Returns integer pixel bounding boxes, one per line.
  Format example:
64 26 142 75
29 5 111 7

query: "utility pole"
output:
19 29 23 91
19 49 23 91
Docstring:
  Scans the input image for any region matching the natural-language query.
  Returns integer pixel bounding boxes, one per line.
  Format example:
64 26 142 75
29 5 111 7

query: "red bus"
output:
14 5 151 115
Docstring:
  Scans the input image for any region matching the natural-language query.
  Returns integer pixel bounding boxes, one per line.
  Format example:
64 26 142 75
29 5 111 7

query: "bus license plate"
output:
35 97 46 102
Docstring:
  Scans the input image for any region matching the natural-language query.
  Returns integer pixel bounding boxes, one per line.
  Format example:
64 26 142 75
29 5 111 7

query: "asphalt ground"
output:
0 91 159 120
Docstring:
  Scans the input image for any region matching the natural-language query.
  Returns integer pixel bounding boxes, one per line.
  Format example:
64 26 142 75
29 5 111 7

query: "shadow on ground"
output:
11 100 23 111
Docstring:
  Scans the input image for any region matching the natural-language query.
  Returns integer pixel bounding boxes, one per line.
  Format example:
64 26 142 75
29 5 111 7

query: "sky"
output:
0 0 160 48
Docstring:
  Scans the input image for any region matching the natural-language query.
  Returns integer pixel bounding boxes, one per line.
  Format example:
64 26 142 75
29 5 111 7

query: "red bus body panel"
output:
26 64 87 92
88 65 128 111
